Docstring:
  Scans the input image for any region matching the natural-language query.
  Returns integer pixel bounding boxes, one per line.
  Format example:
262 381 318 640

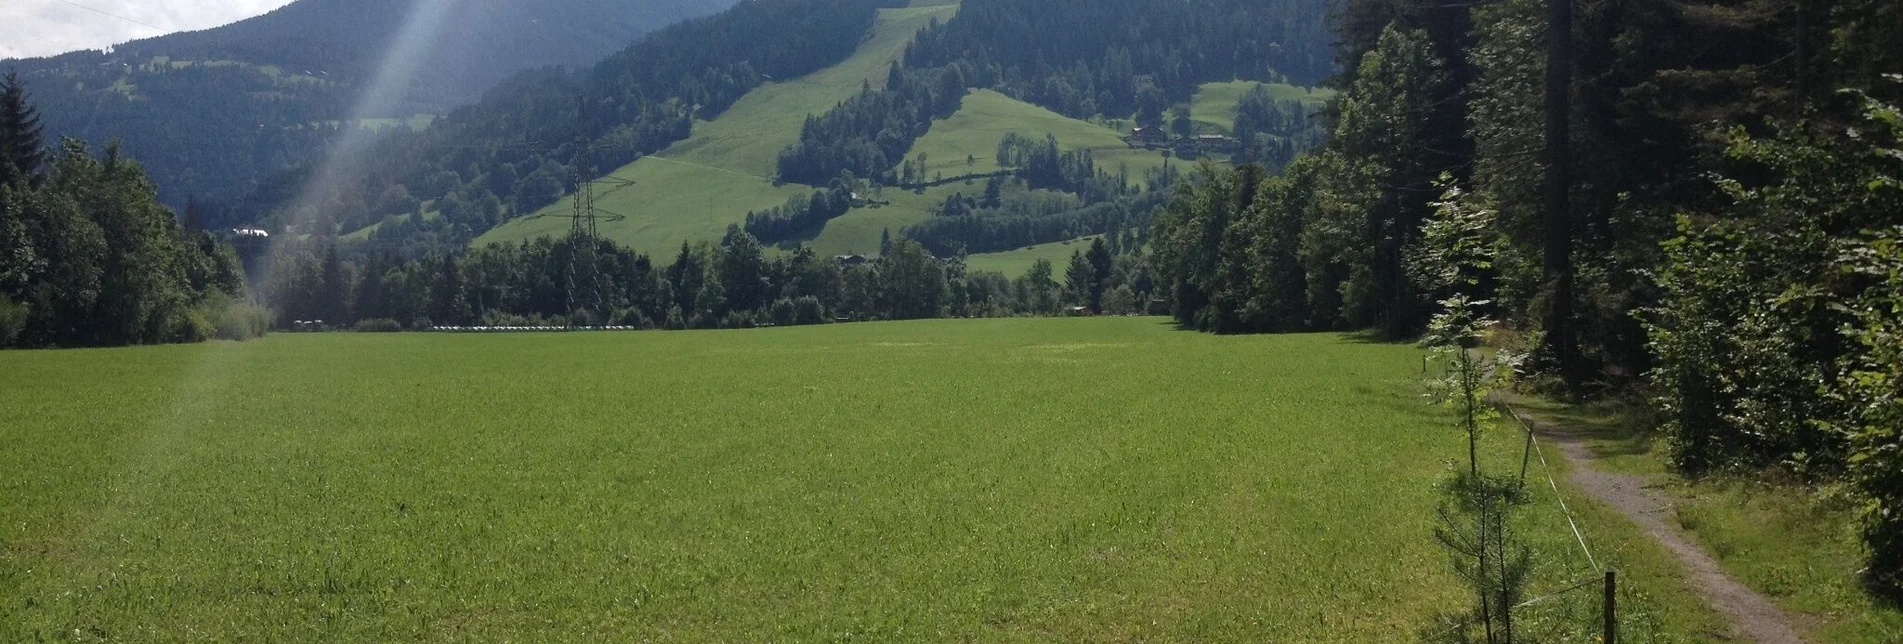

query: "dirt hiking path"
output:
1501 404 1807 644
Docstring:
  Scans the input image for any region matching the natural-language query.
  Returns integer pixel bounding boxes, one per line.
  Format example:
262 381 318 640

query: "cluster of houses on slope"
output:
1125 127 1241 159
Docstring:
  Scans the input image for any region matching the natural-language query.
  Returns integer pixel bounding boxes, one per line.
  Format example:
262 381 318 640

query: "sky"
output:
1 0 296 60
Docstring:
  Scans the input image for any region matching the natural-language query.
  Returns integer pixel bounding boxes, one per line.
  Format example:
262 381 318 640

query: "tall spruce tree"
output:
0 72 45 187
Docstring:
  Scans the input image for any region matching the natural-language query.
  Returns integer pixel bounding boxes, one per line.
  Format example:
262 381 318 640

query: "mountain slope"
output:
475 2 959 258
9 0 735 209
249 0 1332 261
806 90 1178 257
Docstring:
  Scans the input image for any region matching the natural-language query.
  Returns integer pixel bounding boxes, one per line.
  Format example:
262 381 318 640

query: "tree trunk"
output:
1794 0 1811 110
1541 0 1577 386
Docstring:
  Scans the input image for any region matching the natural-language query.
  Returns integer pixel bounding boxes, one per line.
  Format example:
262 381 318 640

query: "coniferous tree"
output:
0 71 46 187
1064 249 1093 309
1084 237 1113 312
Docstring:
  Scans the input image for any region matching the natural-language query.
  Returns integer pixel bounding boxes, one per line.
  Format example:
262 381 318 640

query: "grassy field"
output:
0 319 1730 641
477 2 959 257
805 183 971 257
341 203 442 243
1189 81 1335 134
964 235 1103 277
804 89 1178 257
1511 396 1903 642
901 90 1135 179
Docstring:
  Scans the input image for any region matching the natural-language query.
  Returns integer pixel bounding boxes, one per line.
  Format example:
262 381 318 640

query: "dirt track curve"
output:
1503 405 1807 644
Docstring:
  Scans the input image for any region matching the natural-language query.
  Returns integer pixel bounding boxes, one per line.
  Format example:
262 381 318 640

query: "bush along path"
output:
1497 399 1806 644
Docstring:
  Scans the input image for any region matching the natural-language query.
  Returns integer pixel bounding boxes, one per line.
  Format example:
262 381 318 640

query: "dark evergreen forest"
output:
1149 0 1903 598
9 0 737 209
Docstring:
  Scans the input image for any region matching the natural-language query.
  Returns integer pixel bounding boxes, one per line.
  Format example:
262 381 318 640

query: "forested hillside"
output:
776 0 1332 185
1150 0 1903 599
244 0 902 252
284 0 1332 264
8 0 735 211
224 0 1339 335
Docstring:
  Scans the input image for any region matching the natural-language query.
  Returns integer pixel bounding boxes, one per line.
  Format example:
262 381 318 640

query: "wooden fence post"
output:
1603 570 1617 644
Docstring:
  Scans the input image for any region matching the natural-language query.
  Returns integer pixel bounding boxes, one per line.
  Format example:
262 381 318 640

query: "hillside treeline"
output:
895 133 1169 255
0 76 262 349
239 0 903 245
262 226 1156 332
902 0 1333 117
776 0 1333 187
775 65 970 185
16 0 736 208
1150 0 1903 596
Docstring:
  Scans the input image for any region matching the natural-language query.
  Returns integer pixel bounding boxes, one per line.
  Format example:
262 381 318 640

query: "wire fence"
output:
1505 401 1602 571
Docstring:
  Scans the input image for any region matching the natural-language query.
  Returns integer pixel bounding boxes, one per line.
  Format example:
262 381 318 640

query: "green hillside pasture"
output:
663 2 962 178
342 202 443 243
1190 81 1335 134
806 90 1178 256
476 157 807 257
965 235 1103 278
0 319 1724 640
478 2 958 257
805 183 971 257
897 89 1182 182
901 89 1132 179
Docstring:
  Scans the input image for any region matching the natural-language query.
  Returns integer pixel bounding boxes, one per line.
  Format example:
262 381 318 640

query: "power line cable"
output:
50 0 168 33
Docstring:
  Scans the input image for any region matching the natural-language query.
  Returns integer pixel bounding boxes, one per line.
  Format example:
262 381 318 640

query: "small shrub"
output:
408 316 434 332
767 298 796 326
792 296 827 326
200 296 273 341
173 308 216 344
355 318 403 333
0 296 28 348
722 310 757 329
609 308 651 328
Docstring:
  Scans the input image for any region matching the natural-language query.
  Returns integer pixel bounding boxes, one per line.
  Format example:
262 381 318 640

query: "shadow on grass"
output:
1503 393 1660 460
1146 317 1418 346
1336 328 1417 345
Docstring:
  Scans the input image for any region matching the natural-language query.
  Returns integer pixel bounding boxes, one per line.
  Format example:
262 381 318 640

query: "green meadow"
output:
1188 81 1335 134
1 318 1725 641
901 89 1138 179
477 2 959 257
964 235 1104 278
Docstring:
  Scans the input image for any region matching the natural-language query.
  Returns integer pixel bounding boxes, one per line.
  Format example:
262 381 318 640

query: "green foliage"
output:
353 318 403 333
0 295 26 347
1431 471 1536 643
1838 224 1903 599
1646 95 1903 596
0 125 249 348
207 298 273 342
1152 157 1320 333
0 72 46 188
1406 177 1501 299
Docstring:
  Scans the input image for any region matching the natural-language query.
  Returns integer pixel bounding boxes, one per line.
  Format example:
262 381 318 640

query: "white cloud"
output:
0 0 296 60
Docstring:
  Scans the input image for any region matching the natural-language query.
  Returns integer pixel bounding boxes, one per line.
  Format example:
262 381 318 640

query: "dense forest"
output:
9 0 737 209
0 74 263 349
256 225 1152 334
1150 0 1903 599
